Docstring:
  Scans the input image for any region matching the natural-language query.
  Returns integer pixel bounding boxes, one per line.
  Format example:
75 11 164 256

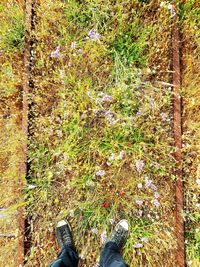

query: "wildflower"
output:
102 95 113 103
56 130 63 138
109 218 115 225
168 4 173 11
152 199 160 207
118 150 125 160
0 209 7 219
134 243 143 248
136 110 142 116
161 112 168 121
102 202 110 208
63 154 69 161
108 153 115 161
150 184 157 191
67 61 73 67
60 69 65 79
88 29 101 40
141 237 148 243
104 111 117 125
96 98 103 105
135 160 144 173
160 1 165 7
145 179 152 187
153 162 160 169
149 98 155 109
96 170 105 177
91 228 98 234
138 210 143 217
154 192 160 198
27 184 36 189
101 231 107 244
135 200 143 205
137 183 143 189
51 46 60 58
71 41 76 49
196 178 200 185
77 48 83 54
69 210 74 217
87 180 95 187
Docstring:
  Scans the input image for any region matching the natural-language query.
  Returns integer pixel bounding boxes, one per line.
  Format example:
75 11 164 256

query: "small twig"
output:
0 233 17 238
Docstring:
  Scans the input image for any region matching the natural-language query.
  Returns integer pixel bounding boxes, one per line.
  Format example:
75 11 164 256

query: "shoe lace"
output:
62 228 71 245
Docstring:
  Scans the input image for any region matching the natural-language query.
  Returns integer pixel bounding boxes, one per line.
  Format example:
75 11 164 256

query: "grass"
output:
0 2 25 52
25 1 177 266
180 1 200 266
0 0 199 267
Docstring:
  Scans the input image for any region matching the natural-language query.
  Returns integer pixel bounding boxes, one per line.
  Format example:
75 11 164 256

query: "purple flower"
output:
161 112 168 121
101 231 107 244
67 61 73 67
135 200 143 205
152 199 160 207
109 218 115 225
145 179 152 187
153 162 160 169
102 95 113 102
77 48 83 54
118 150 125 160
150 184 157 191
136 110 142 116
154 192 160 198
134 243 143 248
108 154 115 161
63 154 69 161
141 237 149 243
136 160 144 173
69 209 74 217
149 98 155 109
96 170 105 177
91 228 98 234
104 111 117 125
60 69 65 79
88 29 101 40
71 41 76 49
51 46 60 58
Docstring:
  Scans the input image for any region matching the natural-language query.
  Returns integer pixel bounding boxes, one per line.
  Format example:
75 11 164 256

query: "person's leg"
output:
50 245 79 267
49 219 79 267
100 241 128 267
99 220 129 267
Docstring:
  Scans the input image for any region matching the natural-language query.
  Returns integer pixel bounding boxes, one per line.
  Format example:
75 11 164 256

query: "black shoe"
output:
107 219 129 250
56 219 73 249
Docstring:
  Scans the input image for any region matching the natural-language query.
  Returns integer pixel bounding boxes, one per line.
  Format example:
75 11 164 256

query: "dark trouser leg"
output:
49 245 79 267
99 241 129 267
